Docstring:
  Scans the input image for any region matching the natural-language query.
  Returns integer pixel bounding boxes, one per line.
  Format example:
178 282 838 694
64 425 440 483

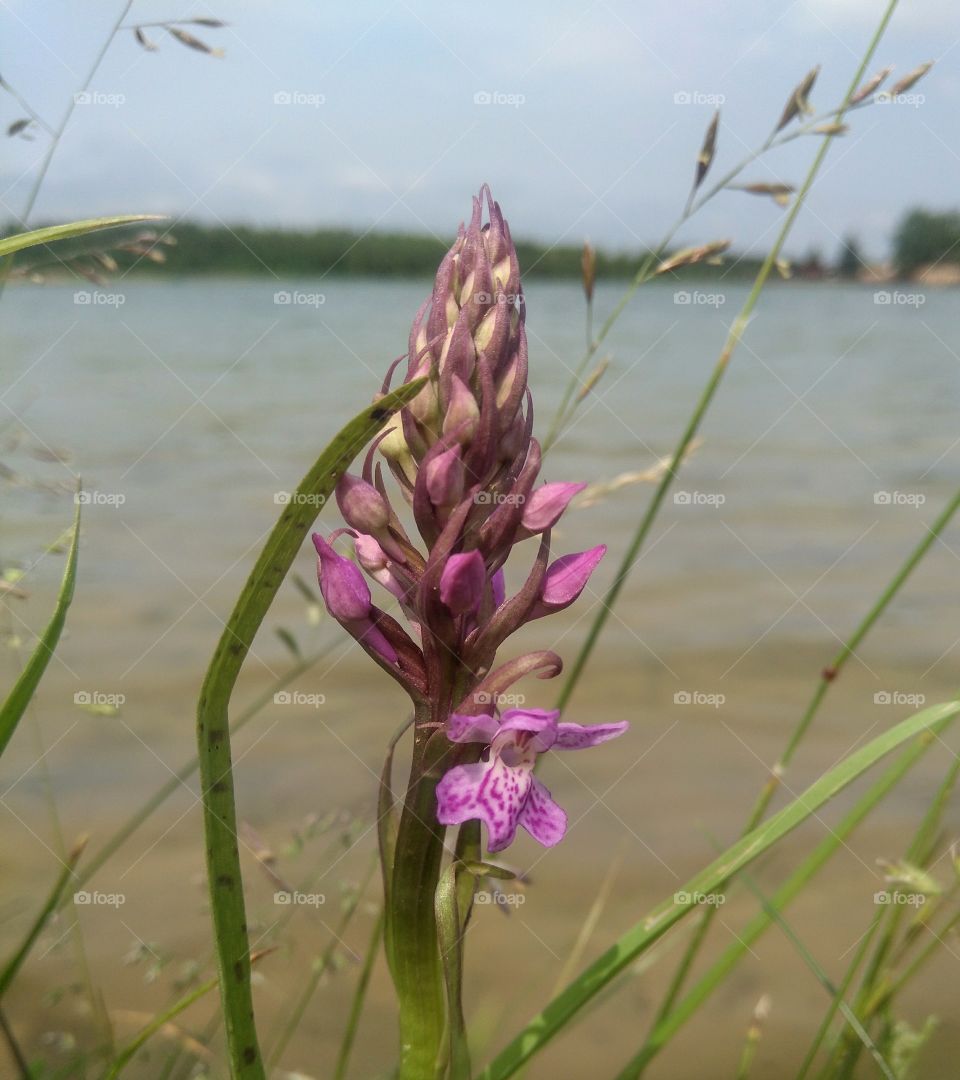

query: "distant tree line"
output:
892 209 960 275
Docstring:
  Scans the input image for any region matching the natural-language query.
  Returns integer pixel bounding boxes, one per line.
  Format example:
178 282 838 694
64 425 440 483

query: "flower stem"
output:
389 710 450 1079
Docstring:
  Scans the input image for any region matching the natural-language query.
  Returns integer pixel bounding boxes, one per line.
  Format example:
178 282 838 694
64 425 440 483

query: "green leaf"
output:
0 215 163 258
478 700 960 1080
0 500 80 758
195 378 426 1080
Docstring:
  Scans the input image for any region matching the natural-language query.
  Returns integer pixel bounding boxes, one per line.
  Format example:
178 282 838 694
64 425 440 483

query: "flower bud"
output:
528 544 606 619
439 550 486 615
336 473 390 533
425 445 465 508
355 534 406 600
442 375 480 444
313 533 373 622
521 482 586 533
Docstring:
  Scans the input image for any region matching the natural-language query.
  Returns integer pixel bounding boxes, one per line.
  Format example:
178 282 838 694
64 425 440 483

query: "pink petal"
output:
521 482 587 533
541 545 606 606
498 708 559 752
447 712 500 744
313 533 372 622
354 617 399 666
555 720 629 749
519 777 567 847
435 755 532 853
440 550 486 614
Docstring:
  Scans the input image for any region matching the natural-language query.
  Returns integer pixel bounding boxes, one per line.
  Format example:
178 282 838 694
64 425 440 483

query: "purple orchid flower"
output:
436 708 628 852
310 186 628 854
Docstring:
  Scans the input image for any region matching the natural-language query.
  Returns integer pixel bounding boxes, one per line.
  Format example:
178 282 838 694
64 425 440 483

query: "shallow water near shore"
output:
2 277 960 1077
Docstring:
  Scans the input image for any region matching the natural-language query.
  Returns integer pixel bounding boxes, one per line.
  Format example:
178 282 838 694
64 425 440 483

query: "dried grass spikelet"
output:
168 26 225 57
6 117 31 137
134 27 158 51
812 122 848 136
733 182 795 207
889 60 934 96
581 240 596 302
575 356 609 403
694 109 720 190
776 65 820 131
655 239 730 276
574 440 703 509
850 66 893 105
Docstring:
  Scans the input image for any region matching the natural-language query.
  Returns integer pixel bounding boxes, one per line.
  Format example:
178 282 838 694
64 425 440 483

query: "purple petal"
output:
354 534 406 600
447 712 500 744
528 544 607 620
435 755 532 852
519 777 567 847
312 533 372 622
441 375 480 444
491 567 506 608
498 707 560 752
356 617 399 666
521 482 587 533
555 720 629 750
439 550 486 614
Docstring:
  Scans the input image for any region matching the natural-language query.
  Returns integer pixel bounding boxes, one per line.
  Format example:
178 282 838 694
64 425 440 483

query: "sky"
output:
1 0 958 261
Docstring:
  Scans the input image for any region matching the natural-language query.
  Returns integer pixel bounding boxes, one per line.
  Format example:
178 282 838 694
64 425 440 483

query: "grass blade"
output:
196 378 425 1079
0 500 80 759
333 906 385 1080
0 216 162 258
477 700 959 1080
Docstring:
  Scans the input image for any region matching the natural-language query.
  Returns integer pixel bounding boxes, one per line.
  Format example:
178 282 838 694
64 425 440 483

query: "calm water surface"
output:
2 279 959 1077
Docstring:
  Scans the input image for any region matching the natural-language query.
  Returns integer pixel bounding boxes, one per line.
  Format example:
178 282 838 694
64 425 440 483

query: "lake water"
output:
2 278 959 1077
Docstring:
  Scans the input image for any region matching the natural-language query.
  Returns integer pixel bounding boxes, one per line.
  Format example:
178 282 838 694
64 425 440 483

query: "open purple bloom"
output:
436 708 628 852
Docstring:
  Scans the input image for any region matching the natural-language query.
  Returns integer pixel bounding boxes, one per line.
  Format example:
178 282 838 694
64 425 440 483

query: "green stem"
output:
389 710 451 1080
334 906 385 1080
